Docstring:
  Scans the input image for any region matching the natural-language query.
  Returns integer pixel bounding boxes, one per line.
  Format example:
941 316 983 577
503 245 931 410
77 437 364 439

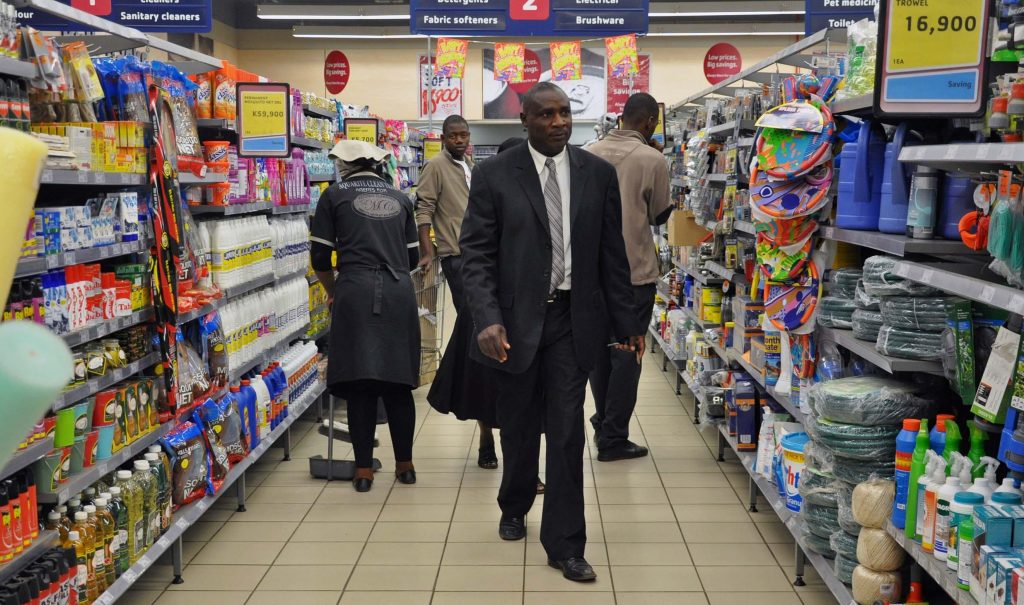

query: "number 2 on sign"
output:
511 0 548 20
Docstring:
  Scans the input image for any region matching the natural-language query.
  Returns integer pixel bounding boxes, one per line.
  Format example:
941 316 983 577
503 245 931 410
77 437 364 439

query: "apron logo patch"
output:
353 194 402 220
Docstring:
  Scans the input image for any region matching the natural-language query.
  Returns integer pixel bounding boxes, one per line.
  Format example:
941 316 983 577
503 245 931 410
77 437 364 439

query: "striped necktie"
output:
544 157 565 292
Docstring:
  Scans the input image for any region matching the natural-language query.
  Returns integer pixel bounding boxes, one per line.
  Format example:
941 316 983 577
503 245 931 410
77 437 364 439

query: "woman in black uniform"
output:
310 140 421 493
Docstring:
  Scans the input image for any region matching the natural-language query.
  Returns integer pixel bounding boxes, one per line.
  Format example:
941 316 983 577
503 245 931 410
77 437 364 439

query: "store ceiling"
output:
217 0 805 32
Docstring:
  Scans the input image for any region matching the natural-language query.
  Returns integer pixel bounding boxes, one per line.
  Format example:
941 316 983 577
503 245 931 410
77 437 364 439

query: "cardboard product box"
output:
667 210 709 247
734 376 759 450
995 556 1024 605
974 508 1016 602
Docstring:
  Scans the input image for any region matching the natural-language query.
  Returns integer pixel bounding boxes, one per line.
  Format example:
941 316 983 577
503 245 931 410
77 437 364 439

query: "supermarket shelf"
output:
274 268 309 285
0 57 37 79
704 173 730 183
679 369 705 405
177 273 277 324
53 352 162 412
735 220 756 235
0 531 61 585
706 120 756 136
309 173 336 182
271 204 311 215
39 420 176 505
227 321 311 383
16 238 151 278
305 324 330 342
818 326 944 375
178 172 228 185
292 137 332 150
307 273 319 286
820 226 979 257
189 202 273 217
894 260 1024 314
705 260 746 285
717 427 855 605
673 258 722 287
831 94 873 116
195 118 235 131
302 104 338 120
885 521 976 605
92 382 326 605
670 177 686 188
397 162 420 169
62 308 155 348
40 169 146 186
900 143 1024 172
681 305 716 329
1 436 55 480
726 346 805 423
650 327 684 363
656 279 673 303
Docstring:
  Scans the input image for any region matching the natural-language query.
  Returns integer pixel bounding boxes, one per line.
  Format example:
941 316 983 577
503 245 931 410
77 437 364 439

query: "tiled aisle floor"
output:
120 353 840 605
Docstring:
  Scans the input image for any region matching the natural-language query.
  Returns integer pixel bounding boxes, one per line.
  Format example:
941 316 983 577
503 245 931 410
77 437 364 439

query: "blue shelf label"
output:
804 0 877 35
411 0 647 35
19 0 211 34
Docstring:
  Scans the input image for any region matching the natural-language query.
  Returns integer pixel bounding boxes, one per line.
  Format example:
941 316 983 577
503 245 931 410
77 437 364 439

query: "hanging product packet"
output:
218 393 249 464
154 62 204 176
194 400 231 491
160 421 211 508
200 313 228 391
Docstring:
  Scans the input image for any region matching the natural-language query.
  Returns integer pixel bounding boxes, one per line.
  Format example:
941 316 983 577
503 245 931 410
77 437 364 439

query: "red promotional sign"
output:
72 0 111 15
508 49 542 94
606 53 650 115
324 50 350 95
704 43 742 84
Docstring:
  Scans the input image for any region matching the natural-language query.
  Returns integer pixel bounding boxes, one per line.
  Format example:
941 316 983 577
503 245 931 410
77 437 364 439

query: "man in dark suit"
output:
460 82 644 582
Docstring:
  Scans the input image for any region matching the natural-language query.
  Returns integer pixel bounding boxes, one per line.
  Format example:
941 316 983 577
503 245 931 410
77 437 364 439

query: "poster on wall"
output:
704 43 742 84
606 53 650 115
419 55 464 121
324 51 350 95
483 47 606 120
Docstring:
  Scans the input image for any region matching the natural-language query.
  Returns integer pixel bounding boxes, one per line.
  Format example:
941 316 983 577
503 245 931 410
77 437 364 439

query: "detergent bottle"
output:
994 477 1021 497
968 457 1000 503
920 450 945 551
930 414 956 455
934 454 966 562
906 419 930 539
893 418 921 530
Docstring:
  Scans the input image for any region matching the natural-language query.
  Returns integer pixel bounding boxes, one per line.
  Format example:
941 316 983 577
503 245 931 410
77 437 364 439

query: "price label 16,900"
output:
887 0 986 74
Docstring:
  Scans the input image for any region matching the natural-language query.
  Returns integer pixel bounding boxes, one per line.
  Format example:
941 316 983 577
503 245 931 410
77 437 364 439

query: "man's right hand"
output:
478 324 511 363
417 251 434 272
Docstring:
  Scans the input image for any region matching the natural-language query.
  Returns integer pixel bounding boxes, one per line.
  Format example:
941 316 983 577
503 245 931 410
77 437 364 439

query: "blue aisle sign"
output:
411 0 648 36
19 0 211 34
805 0 877 35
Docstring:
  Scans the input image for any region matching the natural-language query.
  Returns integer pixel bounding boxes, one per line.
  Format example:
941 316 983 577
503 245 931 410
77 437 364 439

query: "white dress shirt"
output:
454 158 472 188
527 141 572 290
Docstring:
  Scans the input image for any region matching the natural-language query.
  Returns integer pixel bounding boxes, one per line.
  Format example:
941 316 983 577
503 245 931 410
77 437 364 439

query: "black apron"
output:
310 172 421 396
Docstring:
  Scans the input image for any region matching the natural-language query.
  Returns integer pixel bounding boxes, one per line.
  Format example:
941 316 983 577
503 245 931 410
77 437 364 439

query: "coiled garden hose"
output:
863 255 940 297
832 456 895 485
800 469 840 508
809 419 900 460
805 501 842 539
834 553 858 584
830 529 860 560
830 268 863 299
808 376 931 426
879 296 953 333
876 325 944 360
801 524 836 559
855 280 881 310
852 309 885 342
820 296 857 329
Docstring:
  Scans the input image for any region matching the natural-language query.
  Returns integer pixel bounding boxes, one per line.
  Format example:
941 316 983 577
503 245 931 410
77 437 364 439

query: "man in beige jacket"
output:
585 93 673 461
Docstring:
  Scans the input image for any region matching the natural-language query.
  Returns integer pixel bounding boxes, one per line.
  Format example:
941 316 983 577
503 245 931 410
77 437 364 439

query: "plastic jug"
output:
937 174 976 240
836 120 887 230
878 123 920 233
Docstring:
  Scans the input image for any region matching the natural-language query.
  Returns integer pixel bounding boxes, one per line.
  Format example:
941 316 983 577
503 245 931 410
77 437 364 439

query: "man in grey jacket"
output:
585 93 673 461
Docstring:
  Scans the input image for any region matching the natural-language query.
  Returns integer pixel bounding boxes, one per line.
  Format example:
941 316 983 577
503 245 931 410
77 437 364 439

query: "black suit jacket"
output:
459 142 639 374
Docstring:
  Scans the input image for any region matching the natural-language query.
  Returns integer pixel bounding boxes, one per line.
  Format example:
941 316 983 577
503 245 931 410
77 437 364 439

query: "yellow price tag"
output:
344 119 378 145
886 0 986 73
240 90 288 138
424 139 442 161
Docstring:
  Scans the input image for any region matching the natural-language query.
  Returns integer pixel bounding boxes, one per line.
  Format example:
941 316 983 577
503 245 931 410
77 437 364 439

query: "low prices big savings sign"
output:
419 55 463 121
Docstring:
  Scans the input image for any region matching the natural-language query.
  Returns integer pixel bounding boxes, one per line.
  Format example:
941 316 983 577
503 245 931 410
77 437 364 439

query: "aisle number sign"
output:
424 139 443 161
875 0 991 116
345 118 379 145
237 83 291 158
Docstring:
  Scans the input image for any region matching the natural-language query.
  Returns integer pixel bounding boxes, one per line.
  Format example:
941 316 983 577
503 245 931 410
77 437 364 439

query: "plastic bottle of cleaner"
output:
934 454 966 561
930 414 955 454
893 418 920 530
994 477 1021 497
968 421 988 480
251 374 272 440
942 419 962 474
921 450 945 551
949 491 984 573
131 461 157 551
106 487 129 576
968 456 1000 503
238 380 259 449
92 498 116 588
906 419 930 540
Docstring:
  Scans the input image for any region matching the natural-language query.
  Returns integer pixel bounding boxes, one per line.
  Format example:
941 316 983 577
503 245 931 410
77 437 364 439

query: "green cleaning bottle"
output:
969 420 988 479
906 418 930 540
943 419 962 474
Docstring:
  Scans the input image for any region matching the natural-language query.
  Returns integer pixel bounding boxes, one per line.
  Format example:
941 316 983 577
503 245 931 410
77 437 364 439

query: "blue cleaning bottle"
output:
930 414 955 455
893 418 921 529
238 379 259 449
272 362 290 422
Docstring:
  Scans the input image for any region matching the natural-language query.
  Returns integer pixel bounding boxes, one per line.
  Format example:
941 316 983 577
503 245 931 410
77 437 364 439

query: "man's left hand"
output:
615 335 646 364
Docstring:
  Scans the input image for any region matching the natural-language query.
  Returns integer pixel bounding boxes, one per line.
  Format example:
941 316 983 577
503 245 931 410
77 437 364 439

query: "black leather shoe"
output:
498 516 526 541
597 441 649 462
548 557 597 582
396 469 417 485
353 477 373 492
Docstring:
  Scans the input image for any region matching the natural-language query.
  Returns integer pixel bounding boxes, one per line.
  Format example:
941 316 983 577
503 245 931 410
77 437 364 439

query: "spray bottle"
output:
934 454 966 561
906 418 930 540
920 450 945 551
968 456 1000 503
969 421 988 480
942 418 962 474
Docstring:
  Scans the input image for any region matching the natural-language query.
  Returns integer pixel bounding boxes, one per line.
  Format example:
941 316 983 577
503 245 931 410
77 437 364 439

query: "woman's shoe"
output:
353 468 374 492
396 461 417 485
478 444 498 470
536 478 545 494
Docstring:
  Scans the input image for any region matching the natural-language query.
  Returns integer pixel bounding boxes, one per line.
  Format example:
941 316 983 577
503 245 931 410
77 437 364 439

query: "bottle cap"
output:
73 512 86 522
55 506 66 514
67 498 80 507
116 470 132 480
109 487 121 495
46 511 59 522
68 531 79 541
231 386 240 393
94 498 107 507
100 492 110 500
936 414 955 433
903 419 921 431
241 379 250 386
82 505 95 514
148 445 162 454
144 453 159 462
134 460 150 471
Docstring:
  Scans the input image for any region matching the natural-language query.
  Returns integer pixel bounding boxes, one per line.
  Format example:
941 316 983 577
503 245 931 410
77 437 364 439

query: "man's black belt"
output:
547 289 571 304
